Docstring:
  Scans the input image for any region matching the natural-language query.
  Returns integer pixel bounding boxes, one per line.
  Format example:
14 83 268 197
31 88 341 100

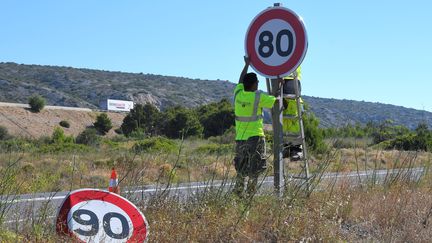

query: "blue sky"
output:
1 1 431 111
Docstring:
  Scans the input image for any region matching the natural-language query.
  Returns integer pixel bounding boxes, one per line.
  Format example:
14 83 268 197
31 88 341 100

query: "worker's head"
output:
243 72 259 91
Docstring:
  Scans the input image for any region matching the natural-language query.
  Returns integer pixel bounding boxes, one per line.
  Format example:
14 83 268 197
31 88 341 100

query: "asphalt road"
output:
0 167 426 227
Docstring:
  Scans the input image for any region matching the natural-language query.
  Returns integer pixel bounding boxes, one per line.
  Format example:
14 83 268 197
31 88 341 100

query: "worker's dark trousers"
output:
233 136 266 197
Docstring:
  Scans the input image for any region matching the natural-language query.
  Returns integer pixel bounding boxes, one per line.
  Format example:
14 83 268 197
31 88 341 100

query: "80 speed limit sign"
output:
245 6 308 78
56 189 148 242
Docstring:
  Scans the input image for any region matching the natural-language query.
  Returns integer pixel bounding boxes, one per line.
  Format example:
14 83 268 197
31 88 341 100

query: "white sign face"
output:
245 6 308 78
67 200 134 242
56 189 148 242
107 99 134 112
255 19 296 67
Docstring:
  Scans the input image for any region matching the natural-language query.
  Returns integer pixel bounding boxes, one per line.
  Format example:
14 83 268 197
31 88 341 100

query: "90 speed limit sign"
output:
56 189 148 242
245 6 308 78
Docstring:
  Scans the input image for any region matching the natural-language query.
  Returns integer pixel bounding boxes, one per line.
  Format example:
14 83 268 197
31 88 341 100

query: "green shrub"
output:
121 103 161 136
196 99 234 138
132 137 177 153
208 126 236 145
94 113 112 135
51 127 74 144
194 143 233 155
59 120 70 128
128 128 148 140
303 112 327 153
0 139 35 152
37 143 90 153
0 125 10 140
161 106 203 139
76 128 99 146
28 95 45 112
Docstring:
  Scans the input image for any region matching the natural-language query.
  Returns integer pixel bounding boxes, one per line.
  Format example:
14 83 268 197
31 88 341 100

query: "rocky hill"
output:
1 62 431 130
303 96 432 129
0 62 234 110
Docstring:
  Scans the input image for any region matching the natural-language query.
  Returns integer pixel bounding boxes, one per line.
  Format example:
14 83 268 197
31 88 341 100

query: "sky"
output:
1 1 431 111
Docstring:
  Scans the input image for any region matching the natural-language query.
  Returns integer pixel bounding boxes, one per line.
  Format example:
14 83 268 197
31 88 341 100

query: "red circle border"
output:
245 7 307 78
56 189 148 242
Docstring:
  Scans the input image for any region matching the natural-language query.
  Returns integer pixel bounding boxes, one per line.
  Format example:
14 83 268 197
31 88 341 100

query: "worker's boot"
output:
290 145 303 161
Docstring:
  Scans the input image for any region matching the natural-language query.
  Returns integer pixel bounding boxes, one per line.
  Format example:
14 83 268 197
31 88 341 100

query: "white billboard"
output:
107 99 134 112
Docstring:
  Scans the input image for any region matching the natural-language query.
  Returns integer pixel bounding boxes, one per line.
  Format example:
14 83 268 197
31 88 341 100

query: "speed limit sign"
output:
56 189 148 242
245 6 308 78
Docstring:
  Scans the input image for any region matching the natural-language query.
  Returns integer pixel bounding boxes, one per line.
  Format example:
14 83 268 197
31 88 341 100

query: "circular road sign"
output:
56 189 148 242
245 6 308 78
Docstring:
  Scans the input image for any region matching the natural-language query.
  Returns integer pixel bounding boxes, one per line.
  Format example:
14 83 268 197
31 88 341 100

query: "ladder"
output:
266 73 310 195
283 75 310 182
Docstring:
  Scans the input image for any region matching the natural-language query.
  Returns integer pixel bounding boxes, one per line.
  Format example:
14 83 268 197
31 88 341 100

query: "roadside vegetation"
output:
1 99 432 241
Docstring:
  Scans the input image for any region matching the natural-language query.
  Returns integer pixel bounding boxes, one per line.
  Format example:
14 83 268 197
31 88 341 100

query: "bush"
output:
76 128 99 146
121 103 161 136
0 126 10 140
0 139 35 152
51 127 74 144
387 123 432 151
28 95 45 112
37 143 90 153
93 113 112 135
59 120 70 128
196 99 234 138
161 106 203 139
194 143 233 155
132 137 177 153
303 112 327 153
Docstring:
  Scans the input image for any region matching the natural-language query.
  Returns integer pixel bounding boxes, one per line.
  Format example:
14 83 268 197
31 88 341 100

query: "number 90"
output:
72 209 130 239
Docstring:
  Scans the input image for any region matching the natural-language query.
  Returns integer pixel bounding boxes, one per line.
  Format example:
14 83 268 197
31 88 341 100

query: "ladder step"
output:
283 94 299 99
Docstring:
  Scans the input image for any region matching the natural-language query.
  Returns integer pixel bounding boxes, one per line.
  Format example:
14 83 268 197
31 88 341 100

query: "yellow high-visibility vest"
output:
282 98 303 134
284 66 302 81
234 83 276 140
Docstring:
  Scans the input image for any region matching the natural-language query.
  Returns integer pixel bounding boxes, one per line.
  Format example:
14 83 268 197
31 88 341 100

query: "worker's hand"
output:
244 56 250 66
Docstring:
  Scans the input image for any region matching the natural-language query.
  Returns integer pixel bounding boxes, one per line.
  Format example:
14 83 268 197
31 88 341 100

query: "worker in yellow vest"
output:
282 67 303 160
233 56 279 198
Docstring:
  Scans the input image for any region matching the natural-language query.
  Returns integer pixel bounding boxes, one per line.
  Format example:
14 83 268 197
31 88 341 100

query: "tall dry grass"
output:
1 138 432 241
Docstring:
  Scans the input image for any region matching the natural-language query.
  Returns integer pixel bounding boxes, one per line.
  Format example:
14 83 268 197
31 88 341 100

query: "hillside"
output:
303 96 432 129
1 62 431 130
0 62 234 110
0 104 125 138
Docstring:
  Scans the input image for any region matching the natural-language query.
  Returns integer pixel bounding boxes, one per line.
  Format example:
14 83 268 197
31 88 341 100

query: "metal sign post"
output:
246 3 308 196
270 78 284 195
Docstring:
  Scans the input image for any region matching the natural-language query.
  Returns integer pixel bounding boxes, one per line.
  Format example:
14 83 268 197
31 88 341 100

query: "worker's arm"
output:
239 56 250 84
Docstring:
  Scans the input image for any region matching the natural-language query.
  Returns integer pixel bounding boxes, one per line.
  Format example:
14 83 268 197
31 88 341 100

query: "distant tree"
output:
28 95 45 112
196 99 235 138
76 128 99 146
0 125 10 140
161 106 203 139
120 103 161 137
371 120 410 144
413 123 432 151
93 113 112 135
303 112 327 153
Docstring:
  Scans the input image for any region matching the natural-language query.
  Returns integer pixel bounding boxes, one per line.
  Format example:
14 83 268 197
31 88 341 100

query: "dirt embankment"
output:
0 104 126 138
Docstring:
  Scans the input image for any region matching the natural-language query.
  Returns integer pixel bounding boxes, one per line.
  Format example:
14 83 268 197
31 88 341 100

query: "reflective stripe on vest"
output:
235 91 262 122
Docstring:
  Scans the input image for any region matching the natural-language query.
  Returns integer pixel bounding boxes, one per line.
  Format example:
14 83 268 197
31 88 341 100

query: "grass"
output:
1 136 432 241
1 157 431 241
